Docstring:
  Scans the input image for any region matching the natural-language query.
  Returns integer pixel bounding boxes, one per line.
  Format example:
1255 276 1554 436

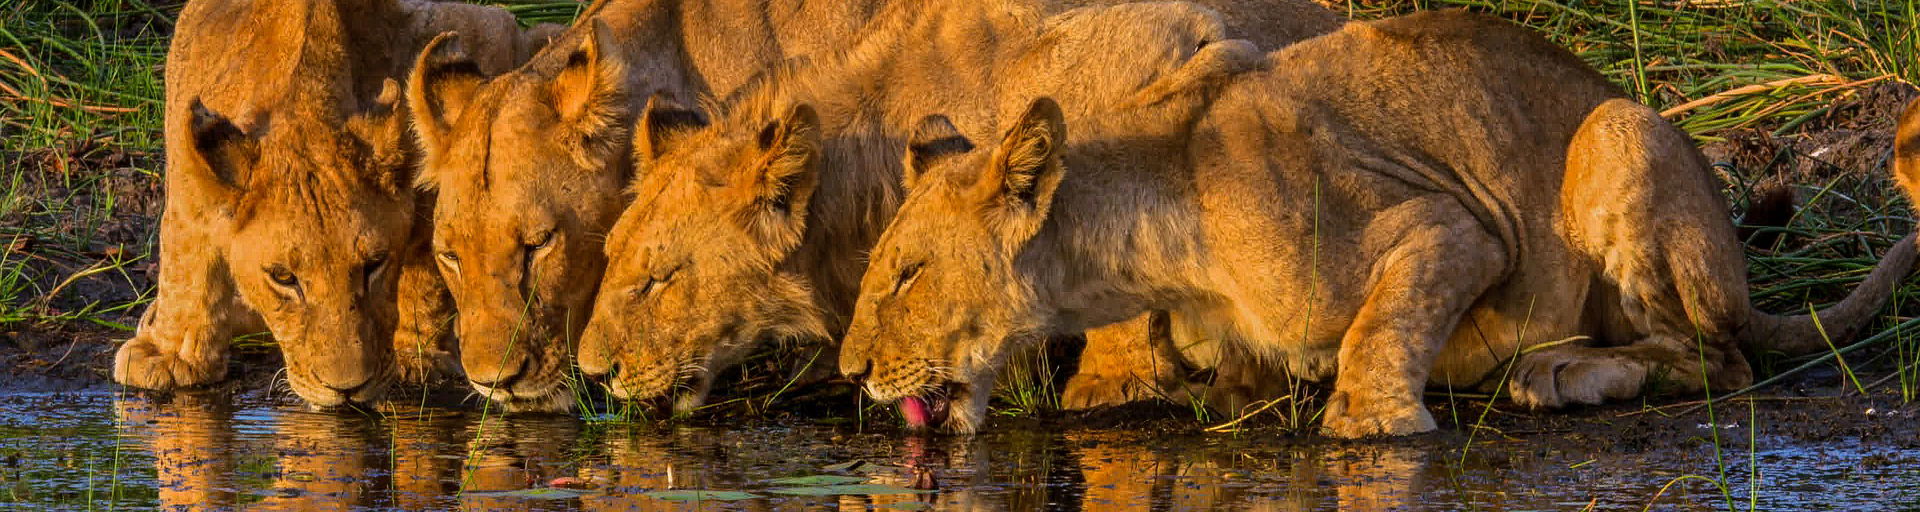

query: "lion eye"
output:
268 266 298 287
635 267 678 299
892 261 924 295
527 230 556 251
364 252 391 287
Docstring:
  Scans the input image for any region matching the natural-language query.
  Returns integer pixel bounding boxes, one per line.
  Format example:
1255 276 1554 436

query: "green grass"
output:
0 0 167 332
1348 1 1920 142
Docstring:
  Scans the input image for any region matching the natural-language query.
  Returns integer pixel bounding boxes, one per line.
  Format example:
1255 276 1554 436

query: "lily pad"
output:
821 460 868 472
822 460 910 475
644 489 762 501
765 474 869 486
486 488 589 500
766 484 936 496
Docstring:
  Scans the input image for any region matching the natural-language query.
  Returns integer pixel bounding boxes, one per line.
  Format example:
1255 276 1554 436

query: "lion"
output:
573 0 1334 414
838 9 1920 437
410 0 1333 412
114 0 560 408
405 0 910 412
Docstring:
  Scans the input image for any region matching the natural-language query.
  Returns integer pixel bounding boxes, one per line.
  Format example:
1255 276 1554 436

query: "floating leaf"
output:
821 460 868 472
644 489 761 501
482 488 589 500
766 484 936 496
765 475 869 486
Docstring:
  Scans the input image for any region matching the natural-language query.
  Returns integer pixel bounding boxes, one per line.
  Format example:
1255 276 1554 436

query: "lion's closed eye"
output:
635 266 680 300
892 261 924 295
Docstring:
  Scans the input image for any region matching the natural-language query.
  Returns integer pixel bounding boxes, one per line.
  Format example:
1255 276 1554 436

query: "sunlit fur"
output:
114 0 555 408
1894 100 1920 236
406 0 898 412
577 0 1305 418
844 10 1919 437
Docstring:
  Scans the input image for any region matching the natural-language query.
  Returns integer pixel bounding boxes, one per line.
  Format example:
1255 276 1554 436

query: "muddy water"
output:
2 392 1917 510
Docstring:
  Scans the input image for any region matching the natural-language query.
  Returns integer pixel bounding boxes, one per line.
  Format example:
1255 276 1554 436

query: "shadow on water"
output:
0 391 1916 510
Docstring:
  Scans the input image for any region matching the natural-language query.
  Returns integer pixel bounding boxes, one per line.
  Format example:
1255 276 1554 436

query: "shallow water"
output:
2 391 1916 510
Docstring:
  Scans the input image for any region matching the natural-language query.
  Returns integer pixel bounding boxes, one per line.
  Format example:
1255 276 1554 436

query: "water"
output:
2 391 1916 510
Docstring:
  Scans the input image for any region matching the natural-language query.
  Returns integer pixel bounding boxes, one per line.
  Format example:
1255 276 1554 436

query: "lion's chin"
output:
288 370 391 411
473 381 574 413
612 373 716 417
292 383 387 412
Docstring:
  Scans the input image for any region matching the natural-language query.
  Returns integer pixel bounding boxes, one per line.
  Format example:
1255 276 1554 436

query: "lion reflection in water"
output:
123 398 1464 510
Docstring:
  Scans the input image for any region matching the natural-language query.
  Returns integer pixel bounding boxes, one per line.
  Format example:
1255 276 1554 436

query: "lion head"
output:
406 23 648 412
181 83 418 408
575 98 835 411
839 99 1071 433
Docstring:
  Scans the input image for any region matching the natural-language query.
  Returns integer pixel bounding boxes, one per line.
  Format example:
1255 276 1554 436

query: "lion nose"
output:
470 358 530 390
841 358 873 382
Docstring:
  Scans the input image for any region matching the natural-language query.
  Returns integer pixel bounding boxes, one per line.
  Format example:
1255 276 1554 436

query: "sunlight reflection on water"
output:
0 392 1914 510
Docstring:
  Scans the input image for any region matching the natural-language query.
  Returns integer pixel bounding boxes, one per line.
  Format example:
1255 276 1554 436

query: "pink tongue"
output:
901 397 931 428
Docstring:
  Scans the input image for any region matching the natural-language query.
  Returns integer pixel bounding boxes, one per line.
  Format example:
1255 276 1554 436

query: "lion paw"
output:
113 336 225 391
1319 391 1435 439
1509 351 1645 410
1062 373 1158 409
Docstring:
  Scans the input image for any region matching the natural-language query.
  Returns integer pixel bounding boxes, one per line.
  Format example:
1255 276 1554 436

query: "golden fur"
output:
417 0 1337 412
840 10 1919 437
1895 99 1920 222
574 0 1329 415
406 0 897 412
115 0 556 407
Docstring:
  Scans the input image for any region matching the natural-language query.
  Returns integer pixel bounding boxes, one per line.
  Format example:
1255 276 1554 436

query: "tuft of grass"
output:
1350 0 1918 141
993 343 1063 417
0 0 170 333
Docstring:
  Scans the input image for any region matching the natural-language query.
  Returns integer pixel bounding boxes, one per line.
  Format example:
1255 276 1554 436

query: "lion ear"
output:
550 19 629 142
179 99 260 206
744 104 821 243
406 31 484 170
632 94 707 163
354 79 416 195
902 114 972 190
979 97 1067 246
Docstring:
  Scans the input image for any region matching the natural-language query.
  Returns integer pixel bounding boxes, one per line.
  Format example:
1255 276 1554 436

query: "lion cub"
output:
840 10 1918 437
118 0 557 408
574 1 1273 418
404 0 897 413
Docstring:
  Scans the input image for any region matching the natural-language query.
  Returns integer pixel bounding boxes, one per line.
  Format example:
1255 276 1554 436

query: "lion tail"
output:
1740 98 1920 355
1740 233 1916 356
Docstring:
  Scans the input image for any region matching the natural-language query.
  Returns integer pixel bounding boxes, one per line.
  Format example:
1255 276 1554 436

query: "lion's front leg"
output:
1063 311 1189 409
115 241 255 391
1321 210 1504 439
393 253 459 385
